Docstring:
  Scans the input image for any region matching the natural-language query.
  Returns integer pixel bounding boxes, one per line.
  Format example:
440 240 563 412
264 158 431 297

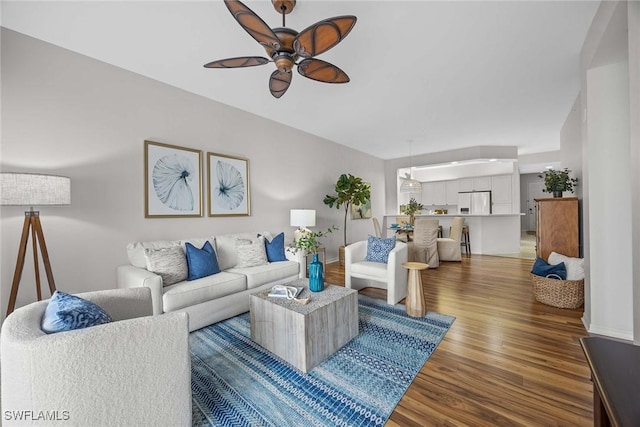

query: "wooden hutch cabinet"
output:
535 197 579 260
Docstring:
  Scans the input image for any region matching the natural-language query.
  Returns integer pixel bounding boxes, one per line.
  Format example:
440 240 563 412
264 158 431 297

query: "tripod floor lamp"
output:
1 173 71 316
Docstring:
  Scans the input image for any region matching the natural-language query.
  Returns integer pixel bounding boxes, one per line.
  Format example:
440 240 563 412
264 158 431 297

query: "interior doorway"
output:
527 181 546 231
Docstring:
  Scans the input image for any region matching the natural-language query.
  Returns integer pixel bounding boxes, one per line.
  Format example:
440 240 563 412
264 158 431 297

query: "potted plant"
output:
292 226 336 292
292 226 337 255
323 174 371 266
538 168 578 198
400 197 424 225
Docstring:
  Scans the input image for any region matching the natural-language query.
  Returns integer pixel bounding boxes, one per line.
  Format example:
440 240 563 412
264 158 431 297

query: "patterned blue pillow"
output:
365 235 397 264
185 241 221 280
41 291 112 334
259 232 287 262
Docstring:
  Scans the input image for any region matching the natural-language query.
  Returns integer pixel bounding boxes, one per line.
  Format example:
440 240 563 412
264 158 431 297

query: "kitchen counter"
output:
383 213 523 255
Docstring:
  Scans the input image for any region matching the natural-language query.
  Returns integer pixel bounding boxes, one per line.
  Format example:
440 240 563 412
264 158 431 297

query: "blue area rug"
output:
190 295 455 427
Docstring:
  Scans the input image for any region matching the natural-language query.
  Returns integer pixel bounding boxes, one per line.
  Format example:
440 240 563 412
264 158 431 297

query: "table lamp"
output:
290 209 316 242
1 172 71 315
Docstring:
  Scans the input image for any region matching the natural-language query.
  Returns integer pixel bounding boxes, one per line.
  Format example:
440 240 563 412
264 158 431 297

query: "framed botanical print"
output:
144 140 203 218
207 152 250 216
351 184 372 219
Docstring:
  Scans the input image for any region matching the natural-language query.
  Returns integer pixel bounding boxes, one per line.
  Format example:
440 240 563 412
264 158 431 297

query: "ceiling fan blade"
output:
269 70 292 98
204 56 270 68
224 0 281 51
297 59 349 83
293 16 357 58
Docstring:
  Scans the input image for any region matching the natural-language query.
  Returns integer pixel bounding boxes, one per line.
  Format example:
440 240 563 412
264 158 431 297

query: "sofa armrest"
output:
345 241 368 289
117 265 164 315
1 311 191 426
286 246 306 279
387 242 409 304
77 287 153 321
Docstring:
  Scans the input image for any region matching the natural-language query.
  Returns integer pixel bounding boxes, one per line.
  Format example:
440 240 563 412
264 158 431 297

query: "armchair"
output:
345 240 408 305
1 287 191 427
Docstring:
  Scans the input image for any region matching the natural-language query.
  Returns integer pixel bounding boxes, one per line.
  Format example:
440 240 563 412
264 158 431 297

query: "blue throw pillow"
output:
41 291 112 334
531 257 567 280
365 235 397 264
185 241 221 281
259 232 287 262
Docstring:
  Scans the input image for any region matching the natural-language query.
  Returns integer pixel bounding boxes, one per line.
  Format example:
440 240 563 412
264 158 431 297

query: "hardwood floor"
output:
325 255 592 426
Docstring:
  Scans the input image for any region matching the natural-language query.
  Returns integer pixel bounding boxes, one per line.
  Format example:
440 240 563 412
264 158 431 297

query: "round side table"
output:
401 262 429 317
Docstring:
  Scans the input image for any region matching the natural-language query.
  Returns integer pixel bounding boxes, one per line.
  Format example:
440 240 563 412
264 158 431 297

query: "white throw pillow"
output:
144 246 188 286
548 252 584 280
235 238 269 268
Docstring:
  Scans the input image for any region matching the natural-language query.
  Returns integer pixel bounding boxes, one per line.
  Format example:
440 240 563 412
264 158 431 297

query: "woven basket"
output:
530 274 584 309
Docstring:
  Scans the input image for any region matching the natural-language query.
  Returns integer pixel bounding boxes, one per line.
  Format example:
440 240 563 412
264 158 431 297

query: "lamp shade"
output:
290 209 316 228
1 173 71 206
400 178 423 193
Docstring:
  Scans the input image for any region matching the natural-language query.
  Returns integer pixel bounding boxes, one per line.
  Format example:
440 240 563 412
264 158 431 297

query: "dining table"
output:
389 225 414 241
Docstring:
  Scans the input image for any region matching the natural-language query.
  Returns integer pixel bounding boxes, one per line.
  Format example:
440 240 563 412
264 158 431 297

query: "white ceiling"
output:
1 1 599 160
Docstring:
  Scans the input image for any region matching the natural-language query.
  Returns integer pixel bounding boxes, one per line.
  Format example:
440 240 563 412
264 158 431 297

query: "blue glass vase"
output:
308 253 324 292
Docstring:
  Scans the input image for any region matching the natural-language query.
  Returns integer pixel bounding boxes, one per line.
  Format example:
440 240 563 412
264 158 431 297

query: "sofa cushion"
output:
214 232 272 271
236 238 269 268
350 261 388 280
260 232 287 262
227 260 299 289
185 241 221 281
41 291 112 334
127 237 215 269
162 271 247 312
144 246 188 286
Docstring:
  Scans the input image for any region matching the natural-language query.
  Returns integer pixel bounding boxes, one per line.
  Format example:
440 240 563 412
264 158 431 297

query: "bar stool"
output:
437 225 443 238
461 225 470 255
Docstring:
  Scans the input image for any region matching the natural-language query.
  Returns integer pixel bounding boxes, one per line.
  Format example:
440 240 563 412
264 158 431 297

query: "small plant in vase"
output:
293 226 337 292
538 168 578 198
400 197 424 226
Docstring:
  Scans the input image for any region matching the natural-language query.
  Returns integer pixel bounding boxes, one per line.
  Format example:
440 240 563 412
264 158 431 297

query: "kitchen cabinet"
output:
445 180 459 204
458 177 491 192
491 175 512 213
535 197 579 260
422 182 446 206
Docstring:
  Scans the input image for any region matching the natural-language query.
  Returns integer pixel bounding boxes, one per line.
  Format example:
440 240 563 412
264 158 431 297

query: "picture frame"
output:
207 152 250 217
351 184 372 219
144 140 203 218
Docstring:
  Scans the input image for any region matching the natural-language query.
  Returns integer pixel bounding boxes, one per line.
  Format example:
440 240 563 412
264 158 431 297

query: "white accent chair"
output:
1 287 192 427
409 218 440 268
345 240 408 305
437 216 464 261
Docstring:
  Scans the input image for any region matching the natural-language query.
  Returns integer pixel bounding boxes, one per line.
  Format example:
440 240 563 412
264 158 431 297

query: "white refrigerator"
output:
458 191 492 214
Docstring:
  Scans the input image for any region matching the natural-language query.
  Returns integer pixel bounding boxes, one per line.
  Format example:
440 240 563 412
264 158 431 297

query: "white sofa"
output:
0 287 191 427
117 232 304 331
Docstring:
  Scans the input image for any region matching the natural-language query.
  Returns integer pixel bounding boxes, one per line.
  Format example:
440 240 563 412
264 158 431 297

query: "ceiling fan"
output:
204 0 357 98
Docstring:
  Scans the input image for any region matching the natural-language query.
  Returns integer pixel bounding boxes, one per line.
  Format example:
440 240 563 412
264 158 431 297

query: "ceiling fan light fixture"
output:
206 0 356 98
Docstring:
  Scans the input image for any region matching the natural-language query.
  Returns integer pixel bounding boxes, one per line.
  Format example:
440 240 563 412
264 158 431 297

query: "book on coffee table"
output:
268 285 303 299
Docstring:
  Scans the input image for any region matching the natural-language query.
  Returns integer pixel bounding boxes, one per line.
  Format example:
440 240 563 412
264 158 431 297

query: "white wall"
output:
578 0 636 340
627 0 640 344
0 29 385 316
586 61 632 339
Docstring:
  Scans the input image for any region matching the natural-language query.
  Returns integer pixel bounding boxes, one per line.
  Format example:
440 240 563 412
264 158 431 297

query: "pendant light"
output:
400 140 422 193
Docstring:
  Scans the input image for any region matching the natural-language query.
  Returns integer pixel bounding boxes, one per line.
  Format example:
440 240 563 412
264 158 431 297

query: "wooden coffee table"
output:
250 280 358 373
